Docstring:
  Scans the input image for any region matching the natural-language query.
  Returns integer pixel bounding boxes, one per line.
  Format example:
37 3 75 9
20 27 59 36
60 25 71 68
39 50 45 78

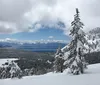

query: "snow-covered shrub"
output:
8 61 22 78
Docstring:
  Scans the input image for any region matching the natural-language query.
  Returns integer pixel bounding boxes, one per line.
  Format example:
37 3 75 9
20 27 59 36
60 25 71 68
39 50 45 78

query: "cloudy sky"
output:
0 0 99 40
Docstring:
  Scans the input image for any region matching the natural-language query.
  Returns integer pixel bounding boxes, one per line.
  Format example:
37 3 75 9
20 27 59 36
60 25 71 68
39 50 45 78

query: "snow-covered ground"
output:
0 58 18 66
0 63 100 85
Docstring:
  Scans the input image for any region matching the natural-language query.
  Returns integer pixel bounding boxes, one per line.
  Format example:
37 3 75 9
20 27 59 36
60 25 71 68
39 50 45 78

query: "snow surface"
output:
0 58 18 66
0 63 100 85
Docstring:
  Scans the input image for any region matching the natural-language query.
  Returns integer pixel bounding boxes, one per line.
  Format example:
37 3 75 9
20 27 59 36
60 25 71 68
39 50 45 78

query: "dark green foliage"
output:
54 47 65 73
85 52 100 64
0 49 55 79
0 48 54 59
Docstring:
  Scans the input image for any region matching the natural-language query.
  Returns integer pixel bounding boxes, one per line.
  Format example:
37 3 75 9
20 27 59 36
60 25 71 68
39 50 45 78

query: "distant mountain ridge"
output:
0 39 67 52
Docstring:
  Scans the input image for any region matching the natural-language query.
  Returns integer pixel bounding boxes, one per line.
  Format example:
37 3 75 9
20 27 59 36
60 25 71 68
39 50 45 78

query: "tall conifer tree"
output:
63 8 87 75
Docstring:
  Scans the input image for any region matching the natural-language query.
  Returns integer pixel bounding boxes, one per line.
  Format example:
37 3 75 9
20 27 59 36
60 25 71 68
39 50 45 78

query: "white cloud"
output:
48 36 54 39
0 0 100 34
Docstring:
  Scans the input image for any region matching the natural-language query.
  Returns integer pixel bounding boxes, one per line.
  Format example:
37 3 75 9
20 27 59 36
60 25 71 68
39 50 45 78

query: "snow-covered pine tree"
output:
91 34 99 52
9 61 22 79
54 46 64 73
63 8 87 75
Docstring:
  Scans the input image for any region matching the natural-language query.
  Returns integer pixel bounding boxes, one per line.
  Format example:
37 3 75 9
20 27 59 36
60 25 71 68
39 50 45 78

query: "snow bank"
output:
0 63 100 85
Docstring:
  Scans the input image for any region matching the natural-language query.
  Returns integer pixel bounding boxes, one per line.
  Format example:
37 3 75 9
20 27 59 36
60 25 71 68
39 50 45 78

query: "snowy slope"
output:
0 63 100 85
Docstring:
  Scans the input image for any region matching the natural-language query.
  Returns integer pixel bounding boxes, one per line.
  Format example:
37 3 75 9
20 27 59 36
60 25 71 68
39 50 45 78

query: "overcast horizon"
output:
0 0 100 40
